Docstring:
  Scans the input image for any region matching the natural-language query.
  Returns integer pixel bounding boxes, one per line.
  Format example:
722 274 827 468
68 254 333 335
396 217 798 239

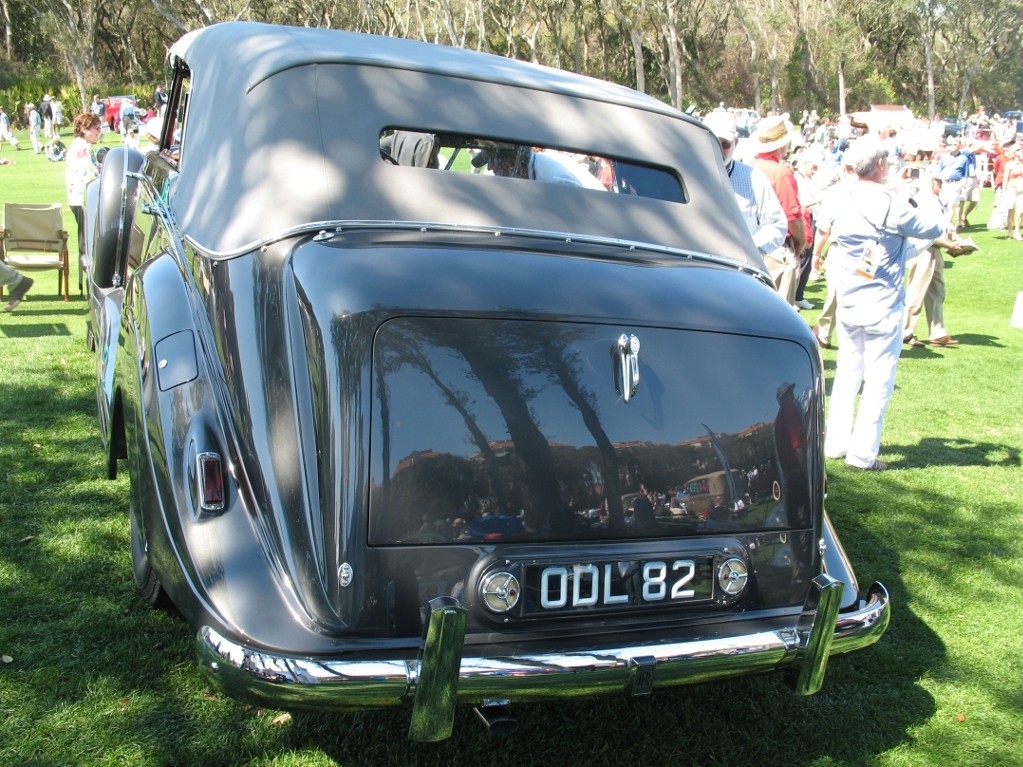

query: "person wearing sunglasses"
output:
702 111 788 267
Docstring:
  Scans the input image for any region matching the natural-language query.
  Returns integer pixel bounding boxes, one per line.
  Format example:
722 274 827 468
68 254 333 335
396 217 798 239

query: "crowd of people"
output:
0 93 1012 468
1 89 167 311
704 105 1014 471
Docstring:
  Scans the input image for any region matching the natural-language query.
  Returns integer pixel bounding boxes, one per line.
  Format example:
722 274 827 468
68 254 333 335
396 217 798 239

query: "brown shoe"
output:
813 326 832 349
3 276 33 312
904 335 924 348
929 336 959 347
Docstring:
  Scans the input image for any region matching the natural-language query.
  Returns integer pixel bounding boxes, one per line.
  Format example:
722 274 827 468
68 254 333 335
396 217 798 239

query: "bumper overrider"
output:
198 574 889 741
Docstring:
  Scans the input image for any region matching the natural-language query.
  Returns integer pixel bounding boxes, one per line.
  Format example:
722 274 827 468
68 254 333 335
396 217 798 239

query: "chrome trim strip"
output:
196 582 889 713
180 220 773 284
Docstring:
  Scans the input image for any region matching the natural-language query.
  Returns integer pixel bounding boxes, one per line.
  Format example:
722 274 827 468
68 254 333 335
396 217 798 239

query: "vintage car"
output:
1002 109 1023 139
101 95 138 132
941 116 965 137
85 21 889 741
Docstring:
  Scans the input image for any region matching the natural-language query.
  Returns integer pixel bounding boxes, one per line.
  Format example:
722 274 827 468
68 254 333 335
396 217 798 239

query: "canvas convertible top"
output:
166 22 764 272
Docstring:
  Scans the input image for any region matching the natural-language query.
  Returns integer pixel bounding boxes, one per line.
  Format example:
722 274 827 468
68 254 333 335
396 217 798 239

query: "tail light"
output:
196 452 226 512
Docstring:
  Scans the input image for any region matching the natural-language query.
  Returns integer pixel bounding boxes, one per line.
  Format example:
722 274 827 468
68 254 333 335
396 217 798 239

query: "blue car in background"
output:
941 116 964 137
1003 110 1023 137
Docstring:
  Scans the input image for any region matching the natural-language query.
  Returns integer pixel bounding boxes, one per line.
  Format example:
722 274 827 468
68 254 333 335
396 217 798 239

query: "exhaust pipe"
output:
473 700 518 735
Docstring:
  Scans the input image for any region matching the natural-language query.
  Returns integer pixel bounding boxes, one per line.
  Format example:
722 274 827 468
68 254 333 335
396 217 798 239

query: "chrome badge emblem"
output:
612 333 641 402
338 562 354 588
480 571 521 613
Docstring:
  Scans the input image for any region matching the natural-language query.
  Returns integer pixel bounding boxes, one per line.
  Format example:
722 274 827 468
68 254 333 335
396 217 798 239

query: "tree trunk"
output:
1 0 12 58
838 58 846 116
608 0 648 94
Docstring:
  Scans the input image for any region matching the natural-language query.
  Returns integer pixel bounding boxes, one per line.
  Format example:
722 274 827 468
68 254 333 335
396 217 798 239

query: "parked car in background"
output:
1002 110 1023 138
941 116 965 137
101 95 137 131
84 21 889 741
730 107 760 137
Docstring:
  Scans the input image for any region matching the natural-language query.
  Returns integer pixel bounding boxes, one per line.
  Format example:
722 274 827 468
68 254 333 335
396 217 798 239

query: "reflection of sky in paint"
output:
374 321 813 474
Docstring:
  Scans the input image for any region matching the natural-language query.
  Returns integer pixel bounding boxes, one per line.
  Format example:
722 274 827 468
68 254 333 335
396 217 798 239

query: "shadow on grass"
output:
0 374 963 766
0 322 75 337
889 435 1021 469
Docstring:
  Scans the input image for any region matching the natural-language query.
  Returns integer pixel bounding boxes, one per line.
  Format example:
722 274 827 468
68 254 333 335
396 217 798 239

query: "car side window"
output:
161 64 190 168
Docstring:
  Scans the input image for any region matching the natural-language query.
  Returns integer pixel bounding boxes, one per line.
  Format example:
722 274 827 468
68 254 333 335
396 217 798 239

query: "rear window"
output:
380 129 687 203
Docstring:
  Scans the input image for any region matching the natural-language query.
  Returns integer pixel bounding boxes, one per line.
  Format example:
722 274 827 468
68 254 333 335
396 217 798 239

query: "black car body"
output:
85 21 889 741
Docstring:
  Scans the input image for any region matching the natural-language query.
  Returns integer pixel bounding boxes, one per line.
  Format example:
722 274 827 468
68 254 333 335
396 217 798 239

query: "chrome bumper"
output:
198 577 889 741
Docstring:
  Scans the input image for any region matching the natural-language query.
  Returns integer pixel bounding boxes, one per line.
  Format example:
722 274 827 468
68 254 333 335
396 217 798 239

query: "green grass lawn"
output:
2 135 1022 766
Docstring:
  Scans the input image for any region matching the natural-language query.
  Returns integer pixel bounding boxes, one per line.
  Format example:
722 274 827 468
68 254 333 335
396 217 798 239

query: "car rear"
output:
193 232 887 739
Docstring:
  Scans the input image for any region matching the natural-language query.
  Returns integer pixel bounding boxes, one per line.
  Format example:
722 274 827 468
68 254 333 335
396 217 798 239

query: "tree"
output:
2 0 1021 117
606 0 648 93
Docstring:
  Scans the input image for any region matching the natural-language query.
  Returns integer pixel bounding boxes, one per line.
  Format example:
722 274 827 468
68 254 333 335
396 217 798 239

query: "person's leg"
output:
845 317 903 468
815 274 838 345
765 249 799 306
824 321 865 459
902 251 933 341
961 180 979 225
1 261 33 311
0 259 22 289
794 248 813 306
925 250 948 340
71 204 86 259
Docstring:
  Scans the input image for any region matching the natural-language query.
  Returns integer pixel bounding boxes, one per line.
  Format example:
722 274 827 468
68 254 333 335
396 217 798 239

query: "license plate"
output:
522 557 714 615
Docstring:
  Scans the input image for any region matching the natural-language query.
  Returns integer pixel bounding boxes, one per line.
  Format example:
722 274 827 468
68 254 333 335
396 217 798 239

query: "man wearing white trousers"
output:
823 137 944 471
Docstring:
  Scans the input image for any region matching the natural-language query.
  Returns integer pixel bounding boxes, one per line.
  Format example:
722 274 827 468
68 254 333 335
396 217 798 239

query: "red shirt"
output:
753 153 804 240
993 151 1008 188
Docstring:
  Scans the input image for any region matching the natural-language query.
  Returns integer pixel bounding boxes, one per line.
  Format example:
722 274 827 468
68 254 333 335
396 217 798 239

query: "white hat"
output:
702 111 738 143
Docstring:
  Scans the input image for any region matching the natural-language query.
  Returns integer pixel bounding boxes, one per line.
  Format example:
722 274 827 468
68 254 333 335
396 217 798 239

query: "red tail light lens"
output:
197 452 225 512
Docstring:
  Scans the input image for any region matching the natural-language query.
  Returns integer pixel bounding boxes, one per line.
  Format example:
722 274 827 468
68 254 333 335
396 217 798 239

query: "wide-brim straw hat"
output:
752 115 797 153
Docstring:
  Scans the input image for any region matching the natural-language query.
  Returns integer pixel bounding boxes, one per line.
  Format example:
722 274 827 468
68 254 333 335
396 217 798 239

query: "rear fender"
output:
821 510 861 610
122 253 220 582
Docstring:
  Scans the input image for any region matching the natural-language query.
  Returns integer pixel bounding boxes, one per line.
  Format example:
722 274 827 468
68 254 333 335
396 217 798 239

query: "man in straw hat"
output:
750 115 806 307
